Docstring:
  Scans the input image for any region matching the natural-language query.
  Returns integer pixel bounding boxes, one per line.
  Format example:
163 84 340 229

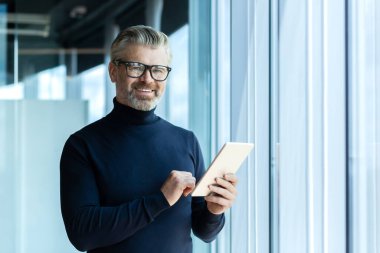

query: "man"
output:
60 25 238 253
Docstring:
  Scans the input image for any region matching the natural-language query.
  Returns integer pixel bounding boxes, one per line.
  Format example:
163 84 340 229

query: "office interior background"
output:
0 0 379 252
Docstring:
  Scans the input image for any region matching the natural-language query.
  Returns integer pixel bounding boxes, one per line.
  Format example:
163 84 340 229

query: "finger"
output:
182 177 195 190
182 172 194 178
182 176 196 196
205 195 232 208
171 170 193 178
183 176 196 186
184 180 195 190
209 185 235 200
171 172 194 185
224 173 238 185
215 177 237 195
175 170 193 177
183 186 194 196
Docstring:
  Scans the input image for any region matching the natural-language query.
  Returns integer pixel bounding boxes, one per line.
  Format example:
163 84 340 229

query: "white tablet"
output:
191 142 254 197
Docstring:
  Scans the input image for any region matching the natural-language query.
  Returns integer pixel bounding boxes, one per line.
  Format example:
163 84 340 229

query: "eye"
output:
127 63 145 72
152 66 167 74
128 66 144 71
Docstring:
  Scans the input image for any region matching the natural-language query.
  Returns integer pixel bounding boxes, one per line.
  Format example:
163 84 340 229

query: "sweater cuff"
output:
143 192 170 221
204 209 225 224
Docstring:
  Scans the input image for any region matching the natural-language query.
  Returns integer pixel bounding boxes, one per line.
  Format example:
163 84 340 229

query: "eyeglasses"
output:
113 60 172 81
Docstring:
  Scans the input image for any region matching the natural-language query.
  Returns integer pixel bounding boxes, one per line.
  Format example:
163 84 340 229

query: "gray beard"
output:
127 92 161 111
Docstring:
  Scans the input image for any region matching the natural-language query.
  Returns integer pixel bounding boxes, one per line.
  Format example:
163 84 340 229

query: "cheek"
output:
114 67 130 83
115 71 127 85
116 78 134 92
116 71 125 83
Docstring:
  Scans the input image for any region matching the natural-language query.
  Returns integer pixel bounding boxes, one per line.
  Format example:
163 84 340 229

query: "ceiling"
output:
2 0 188 82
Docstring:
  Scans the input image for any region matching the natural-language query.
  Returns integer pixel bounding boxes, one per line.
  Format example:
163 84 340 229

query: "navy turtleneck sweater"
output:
60 99 225 253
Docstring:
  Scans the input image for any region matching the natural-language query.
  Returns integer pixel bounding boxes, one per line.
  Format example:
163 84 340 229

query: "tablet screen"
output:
191 142 254 197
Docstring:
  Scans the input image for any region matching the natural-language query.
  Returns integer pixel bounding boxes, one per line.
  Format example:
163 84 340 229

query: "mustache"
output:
133 83 155 90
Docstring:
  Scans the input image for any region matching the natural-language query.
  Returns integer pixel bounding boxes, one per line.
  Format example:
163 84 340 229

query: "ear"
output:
108 62 118 83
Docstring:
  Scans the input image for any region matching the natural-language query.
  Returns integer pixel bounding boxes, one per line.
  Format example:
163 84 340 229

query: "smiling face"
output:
109 44 170 111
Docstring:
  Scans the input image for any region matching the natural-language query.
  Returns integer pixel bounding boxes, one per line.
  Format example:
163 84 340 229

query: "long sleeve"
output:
191 198 225 242
60 135 170 252
190 134 225 242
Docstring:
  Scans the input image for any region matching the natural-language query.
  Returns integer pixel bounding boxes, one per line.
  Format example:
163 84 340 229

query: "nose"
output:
139 68 154 83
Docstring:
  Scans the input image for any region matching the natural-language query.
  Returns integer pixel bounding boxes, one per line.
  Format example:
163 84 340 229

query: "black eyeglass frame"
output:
113 60 172 81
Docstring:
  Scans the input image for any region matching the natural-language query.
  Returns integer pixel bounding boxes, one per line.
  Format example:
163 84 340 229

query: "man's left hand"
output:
204 173 238 215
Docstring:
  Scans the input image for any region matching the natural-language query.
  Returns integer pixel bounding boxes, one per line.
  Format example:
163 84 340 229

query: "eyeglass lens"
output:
126 62 169 81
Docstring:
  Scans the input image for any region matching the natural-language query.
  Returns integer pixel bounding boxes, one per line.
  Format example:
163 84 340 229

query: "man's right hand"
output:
160 170 196 206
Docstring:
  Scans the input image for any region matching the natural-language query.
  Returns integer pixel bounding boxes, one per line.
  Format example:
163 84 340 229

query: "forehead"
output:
121 44 170 65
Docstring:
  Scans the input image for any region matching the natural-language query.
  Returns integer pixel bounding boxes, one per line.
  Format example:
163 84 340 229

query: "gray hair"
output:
110 25 171 62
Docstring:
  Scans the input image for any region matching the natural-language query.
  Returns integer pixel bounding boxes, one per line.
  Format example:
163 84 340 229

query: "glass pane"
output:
0 1 193 253
348 0 380 251
277 0 308 251
271 0 347 252
165 24 189 129
189 0 212 252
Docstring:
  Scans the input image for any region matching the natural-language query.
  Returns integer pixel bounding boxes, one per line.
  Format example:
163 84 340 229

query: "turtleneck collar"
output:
108 98 159 125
